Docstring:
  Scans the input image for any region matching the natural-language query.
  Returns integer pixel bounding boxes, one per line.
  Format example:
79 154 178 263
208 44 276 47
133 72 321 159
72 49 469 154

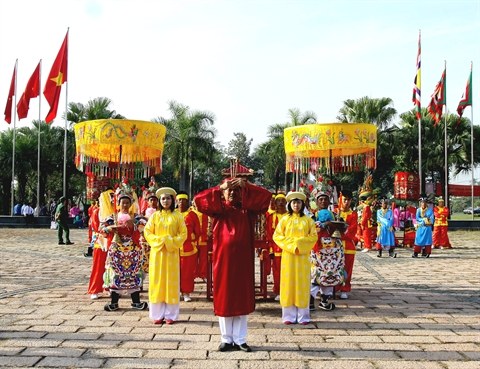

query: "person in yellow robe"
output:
273 191 317 325
144 187 187 325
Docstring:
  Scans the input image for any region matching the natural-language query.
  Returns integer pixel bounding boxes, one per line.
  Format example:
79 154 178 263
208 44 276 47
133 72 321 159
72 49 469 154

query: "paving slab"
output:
0 228 479 368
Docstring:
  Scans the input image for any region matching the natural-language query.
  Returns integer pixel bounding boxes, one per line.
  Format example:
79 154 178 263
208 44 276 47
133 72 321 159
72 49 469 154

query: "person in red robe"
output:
191 202 210 281
193 177 271 353
433 197 451 249
87 198 105 299
84 199 99 257
265 193 287 301
336 190 358 299
361 200 374 252
177 191 201 302
402 204 417 247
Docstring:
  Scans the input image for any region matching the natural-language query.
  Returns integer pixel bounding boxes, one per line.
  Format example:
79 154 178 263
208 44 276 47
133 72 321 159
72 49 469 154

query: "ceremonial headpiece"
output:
359 174 373 200
286 191 306 203
156 187 177 198
274 193 286 200
116 177 134 204
144 176 158 200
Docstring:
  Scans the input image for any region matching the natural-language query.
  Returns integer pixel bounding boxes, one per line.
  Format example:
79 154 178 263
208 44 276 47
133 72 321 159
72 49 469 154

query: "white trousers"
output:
149 302 179 321
218 315 248 345
282 306 310 324
311 284 334 298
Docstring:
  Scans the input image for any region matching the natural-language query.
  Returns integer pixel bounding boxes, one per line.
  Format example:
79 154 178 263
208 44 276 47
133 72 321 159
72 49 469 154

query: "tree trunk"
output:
189 158 194 200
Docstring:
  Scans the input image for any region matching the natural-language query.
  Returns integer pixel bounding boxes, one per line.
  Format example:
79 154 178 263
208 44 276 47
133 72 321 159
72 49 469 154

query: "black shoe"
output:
58 241 65 245
236 343 252 352
84 252 93 257
104 303 119 312
131 302 148 310
412 253 419 258
309 295 315 311
388 250 397 258
424 253 430 258
318 301 336 311
66 241 74 245
377 250 382 257
218 342 235 352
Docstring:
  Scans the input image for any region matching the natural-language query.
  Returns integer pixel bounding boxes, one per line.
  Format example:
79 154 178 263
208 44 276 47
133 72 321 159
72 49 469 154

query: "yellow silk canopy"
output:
284 123 377 173
74 119 166 179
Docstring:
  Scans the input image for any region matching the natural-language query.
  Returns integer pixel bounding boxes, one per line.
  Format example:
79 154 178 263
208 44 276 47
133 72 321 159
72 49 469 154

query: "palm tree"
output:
155 101 216 196
66 97 125 125
395 108 476 199
256 108 317 191
337 96 396 129
0 129 16 213
285 108 317 126
334 97 398 195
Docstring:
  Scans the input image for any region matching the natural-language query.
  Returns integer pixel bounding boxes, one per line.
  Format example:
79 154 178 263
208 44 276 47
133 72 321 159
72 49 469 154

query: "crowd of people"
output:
79 173 452 353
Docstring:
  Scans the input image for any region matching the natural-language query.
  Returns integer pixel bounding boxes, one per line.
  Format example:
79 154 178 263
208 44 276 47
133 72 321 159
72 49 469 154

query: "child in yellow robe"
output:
273 191 317 325
144 187 187 324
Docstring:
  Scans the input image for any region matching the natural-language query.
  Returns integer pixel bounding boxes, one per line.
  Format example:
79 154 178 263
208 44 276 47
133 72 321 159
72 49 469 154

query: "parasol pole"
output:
443 60 448 209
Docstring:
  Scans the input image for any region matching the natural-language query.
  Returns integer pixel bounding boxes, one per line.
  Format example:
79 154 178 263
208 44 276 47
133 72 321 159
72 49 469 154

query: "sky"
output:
1 0 479 183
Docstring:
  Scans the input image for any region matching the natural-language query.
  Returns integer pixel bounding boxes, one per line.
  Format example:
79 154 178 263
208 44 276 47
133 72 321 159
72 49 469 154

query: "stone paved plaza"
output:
0 228 479 368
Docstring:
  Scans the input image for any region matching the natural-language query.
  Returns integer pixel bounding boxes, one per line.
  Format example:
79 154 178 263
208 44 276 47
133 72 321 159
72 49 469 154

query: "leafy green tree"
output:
0 121 81 214
255 108 317 191
396 109 477 199
0 129 17 213
334 97 398 196
226 132 253 167
155 101 216 196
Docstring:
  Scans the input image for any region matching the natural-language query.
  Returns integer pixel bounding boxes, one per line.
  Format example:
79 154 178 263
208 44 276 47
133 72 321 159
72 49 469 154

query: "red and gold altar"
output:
394 172 420 200
73 119 166 200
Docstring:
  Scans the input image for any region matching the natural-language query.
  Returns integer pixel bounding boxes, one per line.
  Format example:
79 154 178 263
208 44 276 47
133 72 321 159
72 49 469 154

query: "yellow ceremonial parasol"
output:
284 123 377 174
74 119 166 179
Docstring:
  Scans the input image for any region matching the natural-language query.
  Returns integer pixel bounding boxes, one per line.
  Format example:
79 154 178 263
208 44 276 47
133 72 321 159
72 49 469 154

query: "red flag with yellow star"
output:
17 61 40 120
43 31 68 123
4 62 17 124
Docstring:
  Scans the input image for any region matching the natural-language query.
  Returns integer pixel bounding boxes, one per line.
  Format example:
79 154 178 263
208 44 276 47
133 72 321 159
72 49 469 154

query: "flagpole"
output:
37 60 42 214
414 30 423 195
418 30 422 196
443 61 448 209
418 112 422 195
63 28 69 198
470 62 474 220
10 59 18 216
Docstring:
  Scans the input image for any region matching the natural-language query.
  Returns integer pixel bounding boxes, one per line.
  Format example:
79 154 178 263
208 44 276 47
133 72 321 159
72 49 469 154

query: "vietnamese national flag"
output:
43 31 68 124
17 61 41 120
4 62 17 124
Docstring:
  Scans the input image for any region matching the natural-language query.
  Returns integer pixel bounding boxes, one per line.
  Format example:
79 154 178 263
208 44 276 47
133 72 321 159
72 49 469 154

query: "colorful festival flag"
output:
17 61 41 120
44 31 68 123
427 68 446 126
412 32 421 120
457 67 472 120
4 62 17 124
